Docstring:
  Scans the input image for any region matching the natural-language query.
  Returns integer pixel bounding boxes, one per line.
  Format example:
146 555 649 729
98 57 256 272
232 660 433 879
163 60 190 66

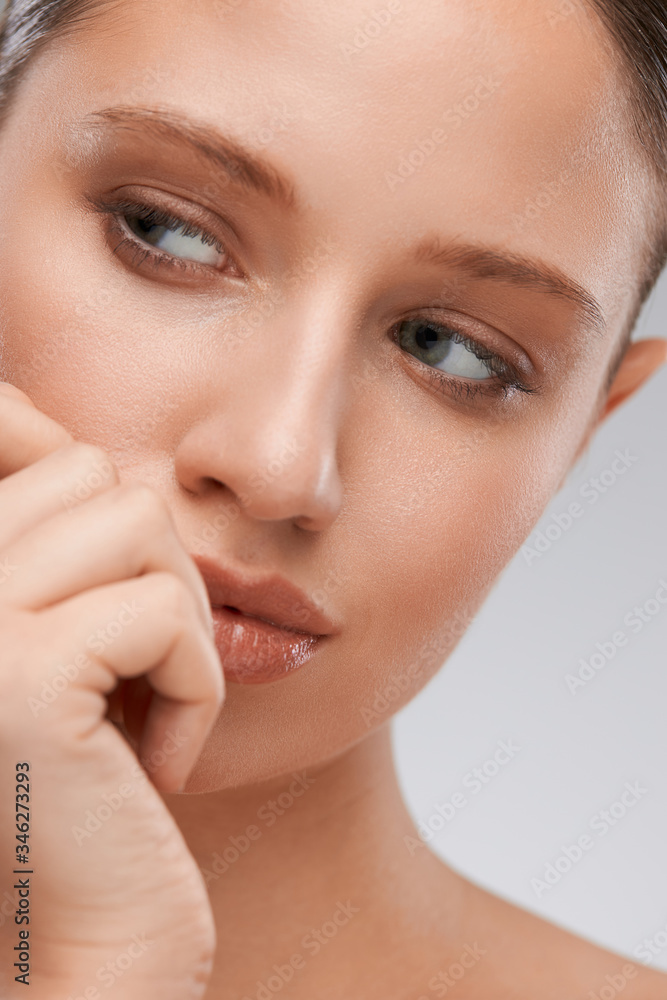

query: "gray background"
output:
393 267 667 967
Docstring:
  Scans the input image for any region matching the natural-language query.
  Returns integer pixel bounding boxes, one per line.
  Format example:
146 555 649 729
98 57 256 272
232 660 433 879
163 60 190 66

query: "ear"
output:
597 338 667 425
558 338 667 489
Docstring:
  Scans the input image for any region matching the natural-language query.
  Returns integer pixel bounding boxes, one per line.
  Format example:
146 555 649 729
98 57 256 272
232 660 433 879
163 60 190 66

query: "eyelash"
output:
390 321 539 403
90 196 539 406
89 195 235 278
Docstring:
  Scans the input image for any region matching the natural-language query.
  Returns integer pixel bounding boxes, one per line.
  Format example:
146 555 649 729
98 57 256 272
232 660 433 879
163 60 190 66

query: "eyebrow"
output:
80 105 299 210
80 106 606 333
413 238 606 336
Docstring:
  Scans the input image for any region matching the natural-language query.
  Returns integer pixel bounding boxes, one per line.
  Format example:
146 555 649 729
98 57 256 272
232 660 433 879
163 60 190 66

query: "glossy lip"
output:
190 553 340 637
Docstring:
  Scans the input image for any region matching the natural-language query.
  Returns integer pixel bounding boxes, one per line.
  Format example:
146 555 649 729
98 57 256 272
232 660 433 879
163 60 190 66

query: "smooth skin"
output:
0 0 666 996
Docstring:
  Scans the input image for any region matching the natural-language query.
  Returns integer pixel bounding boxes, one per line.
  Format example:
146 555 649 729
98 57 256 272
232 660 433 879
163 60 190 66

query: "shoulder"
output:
439 868 667 998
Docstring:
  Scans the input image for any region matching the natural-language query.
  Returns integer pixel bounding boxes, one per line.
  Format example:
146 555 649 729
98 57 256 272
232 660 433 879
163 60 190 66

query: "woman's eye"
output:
125 212 225 267
397 318 496 380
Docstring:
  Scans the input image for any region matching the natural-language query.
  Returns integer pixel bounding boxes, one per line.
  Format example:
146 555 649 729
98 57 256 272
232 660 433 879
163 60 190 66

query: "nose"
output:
173 298 347 533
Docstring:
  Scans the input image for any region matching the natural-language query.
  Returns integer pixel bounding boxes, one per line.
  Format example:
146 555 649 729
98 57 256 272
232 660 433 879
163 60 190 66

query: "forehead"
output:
21 0 651 315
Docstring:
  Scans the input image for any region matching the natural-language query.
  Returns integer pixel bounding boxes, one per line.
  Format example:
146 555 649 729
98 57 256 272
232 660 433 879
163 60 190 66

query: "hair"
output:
587 0 667 395
0 0 665 393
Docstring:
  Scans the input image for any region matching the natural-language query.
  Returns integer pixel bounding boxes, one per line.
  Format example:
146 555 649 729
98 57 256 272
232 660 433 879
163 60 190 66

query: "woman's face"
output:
0 0 654 790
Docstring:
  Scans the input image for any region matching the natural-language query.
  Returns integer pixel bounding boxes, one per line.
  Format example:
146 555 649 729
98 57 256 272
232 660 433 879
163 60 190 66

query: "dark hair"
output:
0 0 665 392
587 1 667 394
0 2 123 118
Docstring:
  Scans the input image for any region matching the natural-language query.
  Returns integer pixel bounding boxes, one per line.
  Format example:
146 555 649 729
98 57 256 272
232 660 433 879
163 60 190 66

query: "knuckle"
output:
117 481 172 533
65 441 118 485
0 612 41 712
150 571 198 622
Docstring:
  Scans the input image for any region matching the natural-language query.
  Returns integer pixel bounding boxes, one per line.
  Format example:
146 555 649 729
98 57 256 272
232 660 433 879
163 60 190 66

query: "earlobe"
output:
597 338 667 425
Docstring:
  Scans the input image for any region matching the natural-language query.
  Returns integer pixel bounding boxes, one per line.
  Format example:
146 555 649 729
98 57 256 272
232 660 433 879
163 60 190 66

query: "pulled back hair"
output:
587 0 667 392
0 0 665 391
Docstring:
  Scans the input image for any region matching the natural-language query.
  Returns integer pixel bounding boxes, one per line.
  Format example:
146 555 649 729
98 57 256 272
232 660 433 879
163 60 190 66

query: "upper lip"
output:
190 553 340 636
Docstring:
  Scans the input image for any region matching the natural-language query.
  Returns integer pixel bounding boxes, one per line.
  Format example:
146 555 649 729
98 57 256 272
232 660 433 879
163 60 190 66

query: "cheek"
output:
339 407 581 712
0 191 183 454
0 185 113 404
194 413 579 791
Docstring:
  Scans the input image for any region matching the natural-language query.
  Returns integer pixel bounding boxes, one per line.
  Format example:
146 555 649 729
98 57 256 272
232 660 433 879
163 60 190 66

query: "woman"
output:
0 0 665 996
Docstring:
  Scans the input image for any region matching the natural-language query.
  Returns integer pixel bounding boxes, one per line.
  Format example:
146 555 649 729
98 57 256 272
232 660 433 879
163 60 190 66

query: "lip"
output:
191 553 340 685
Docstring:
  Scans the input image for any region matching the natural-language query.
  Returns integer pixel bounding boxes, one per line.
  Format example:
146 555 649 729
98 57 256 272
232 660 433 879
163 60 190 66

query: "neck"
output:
163 724 462 997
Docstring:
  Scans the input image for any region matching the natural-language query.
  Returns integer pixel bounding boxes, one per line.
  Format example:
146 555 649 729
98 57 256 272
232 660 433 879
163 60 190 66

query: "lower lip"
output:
211 605 323 684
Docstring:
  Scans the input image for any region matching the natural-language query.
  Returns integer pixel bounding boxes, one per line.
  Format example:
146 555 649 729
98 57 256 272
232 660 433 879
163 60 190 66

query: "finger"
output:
0 480 213 636
0 442 118 550
0 384 74 477
36 573 224 792
0 382 37 404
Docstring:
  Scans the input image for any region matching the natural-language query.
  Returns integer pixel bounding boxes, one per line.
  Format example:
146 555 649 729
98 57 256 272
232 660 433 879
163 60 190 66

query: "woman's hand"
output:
0 384 224 999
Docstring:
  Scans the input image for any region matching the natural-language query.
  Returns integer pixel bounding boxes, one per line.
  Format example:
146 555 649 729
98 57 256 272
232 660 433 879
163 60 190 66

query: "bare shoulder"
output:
439 867 667 998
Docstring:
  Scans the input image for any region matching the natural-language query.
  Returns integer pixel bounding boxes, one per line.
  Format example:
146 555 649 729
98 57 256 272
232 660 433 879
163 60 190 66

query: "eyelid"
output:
85 188 247 279
390 316 541 404
413 307 537 383
396 340 535 405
